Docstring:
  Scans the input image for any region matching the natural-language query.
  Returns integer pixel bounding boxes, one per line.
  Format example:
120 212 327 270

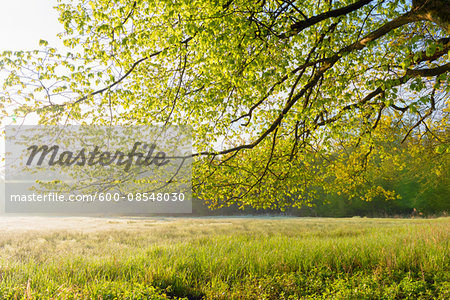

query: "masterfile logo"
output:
26 142 170 171
5 125 192 214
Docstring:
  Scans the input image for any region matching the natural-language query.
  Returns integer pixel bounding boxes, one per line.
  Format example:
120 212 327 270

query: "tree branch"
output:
279 0 373 38
196 10 423 157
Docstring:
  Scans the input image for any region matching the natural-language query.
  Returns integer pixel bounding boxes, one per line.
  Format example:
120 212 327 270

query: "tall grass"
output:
0 217 449 299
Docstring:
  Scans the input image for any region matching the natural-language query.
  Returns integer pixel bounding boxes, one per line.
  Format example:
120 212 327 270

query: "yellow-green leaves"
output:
1 0 449 209
39 40 48 47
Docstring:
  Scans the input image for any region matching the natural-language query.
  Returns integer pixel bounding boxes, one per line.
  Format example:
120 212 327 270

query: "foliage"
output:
1 0 449 208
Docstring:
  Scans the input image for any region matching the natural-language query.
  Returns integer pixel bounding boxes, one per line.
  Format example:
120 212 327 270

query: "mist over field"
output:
0 216 449 299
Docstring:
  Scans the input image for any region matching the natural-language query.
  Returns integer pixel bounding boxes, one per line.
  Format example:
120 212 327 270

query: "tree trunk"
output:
413 0 450 33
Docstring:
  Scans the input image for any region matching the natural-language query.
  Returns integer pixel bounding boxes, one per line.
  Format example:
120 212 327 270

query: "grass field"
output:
0 216 448 299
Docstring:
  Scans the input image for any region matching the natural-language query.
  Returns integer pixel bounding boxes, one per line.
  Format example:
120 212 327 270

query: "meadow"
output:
0 216 448 299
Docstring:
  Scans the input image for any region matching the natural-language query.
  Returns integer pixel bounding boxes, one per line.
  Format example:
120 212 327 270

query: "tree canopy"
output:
1 0 449 210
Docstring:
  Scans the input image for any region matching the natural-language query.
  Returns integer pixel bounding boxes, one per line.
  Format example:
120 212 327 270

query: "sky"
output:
0 1 65 185
0 0 63 52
